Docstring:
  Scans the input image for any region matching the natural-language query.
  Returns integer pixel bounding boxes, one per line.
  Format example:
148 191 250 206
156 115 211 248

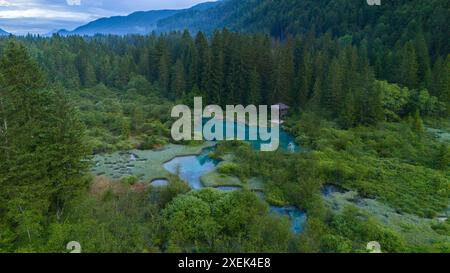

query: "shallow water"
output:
200 119 300 152
150 179 169 188
163 124 307 233
163 148 219 190
215 186 242 191
163 121 299 190
270 206 307 233
322 184 346 197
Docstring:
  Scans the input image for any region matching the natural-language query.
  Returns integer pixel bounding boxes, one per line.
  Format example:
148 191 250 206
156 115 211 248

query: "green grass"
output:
200 171 243 188
200 152 265 190
91 142 215 182
324 190 450 251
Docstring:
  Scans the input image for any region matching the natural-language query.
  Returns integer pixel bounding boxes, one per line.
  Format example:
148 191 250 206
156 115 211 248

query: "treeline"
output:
2 29 448 125
157 0 449 59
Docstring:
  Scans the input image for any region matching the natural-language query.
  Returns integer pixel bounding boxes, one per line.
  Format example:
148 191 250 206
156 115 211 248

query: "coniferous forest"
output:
0 0 449 253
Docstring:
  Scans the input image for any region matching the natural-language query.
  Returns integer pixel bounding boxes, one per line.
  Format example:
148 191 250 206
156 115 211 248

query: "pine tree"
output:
181 30 198 92
0 41 50 245
435 144 449 171
400 42 419 89
273 40 295 104
248 68 261 105
411 110 424 132
340 91 356 128
148 46 160 82
195 32 211 97
171 59 186 99
310 78 323 107
76 50 96 87
431 55 450 115
0 42 89 247
296 52 313 108
415 32 432 89
158 49 171 97
208 31 224 104
324 58 343 116
255 35 275 105
45 89 90 215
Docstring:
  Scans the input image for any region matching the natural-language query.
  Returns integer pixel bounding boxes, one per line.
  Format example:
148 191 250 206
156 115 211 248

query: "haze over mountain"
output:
69 10 179 36
61 1 220 36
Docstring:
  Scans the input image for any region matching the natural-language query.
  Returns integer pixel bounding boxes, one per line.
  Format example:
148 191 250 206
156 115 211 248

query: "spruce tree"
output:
400 42 419 89
415 32 432 89
248 68 261 105
171 59 186 99
0 42 89 247
195 32 211 97
209 31 224 104
158 49 171 97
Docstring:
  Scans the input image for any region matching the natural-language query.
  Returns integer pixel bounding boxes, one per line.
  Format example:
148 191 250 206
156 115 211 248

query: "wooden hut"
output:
275 103 290 117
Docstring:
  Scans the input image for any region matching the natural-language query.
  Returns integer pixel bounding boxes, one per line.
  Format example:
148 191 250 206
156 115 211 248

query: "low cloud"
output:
0 8 92 21
0 0 11 6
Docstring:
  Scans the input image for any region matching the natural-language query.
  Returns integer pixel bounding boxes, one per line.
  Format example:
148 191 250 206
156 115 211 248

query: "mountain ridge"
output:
0 28 10 36
71 9 180 35
63 1 220 36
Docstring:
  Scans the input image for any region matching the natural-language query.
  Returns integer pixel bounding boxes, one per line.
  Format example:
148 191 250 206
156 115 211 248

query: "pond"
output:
199 118 300 152
163 121 299 189
91 143 215 181
92 120 306 234
150 179 169 188
163 147 219 190
214 186 242 191
270 206 307 234
322 184 347 197
163 123 306 233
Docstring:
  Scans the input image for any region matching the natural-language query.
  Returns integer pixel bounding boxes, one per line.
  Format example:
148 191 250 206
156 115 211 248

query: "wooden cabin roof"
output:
275 103 289 110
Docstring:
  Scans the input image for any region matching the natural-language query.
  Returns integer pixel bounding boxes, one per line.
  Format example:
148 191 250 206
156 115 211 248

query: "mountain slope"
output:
60 0 449 56
156 0 242 33
71 10 180 35
69 1 220 36
157 0 449 55
0 28 9 36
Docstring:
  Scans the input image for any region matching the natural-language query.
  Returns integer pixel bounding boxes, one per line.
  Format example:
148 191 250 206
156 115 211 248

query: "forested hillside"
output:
71 10 180 36
64 1 220 36
10 28 449 121
158 0 449 55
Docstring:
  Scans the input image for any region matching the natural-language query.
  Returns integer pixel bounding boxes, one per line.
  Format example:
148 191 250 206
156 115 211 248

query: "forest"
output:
0 0 449 253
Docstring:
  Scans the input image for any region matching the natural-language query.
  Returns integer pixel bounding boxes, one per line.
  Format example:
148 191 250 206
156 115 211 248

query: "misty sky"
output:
0 0 215 34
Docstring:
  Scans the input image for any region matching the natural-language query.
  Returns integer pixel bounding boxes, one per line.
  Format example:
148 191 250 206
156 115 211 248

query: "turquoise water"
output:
322 184 346 197
163 123 306 233
164 149 308 234
270 206 307 233
150 179 169 188
200 119 300 152
163 122 299 190
215 186 241 191
163 149 219 190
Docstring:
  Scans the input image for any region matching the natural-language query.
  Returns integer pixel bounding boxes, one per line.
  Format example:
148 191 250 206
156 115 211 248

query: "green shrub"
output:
138 135 168 150
121 176 139 186
217 162 241 176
